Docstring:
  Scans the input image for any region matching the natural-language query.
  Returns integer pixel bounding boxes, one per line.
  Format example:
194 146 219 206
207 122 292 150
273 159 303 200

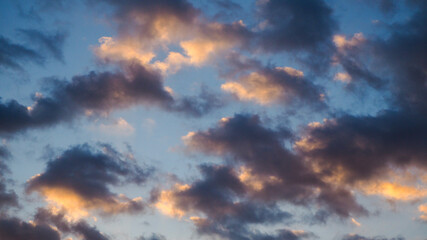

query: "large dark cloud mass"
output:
0 62 222 135
296 111 427 183
256 0 336 51
151 164 318 240
183 114 366 217
0 216 60 240
27 143 151 215
158 113 372 240
296 1 427 186
255 0 337 72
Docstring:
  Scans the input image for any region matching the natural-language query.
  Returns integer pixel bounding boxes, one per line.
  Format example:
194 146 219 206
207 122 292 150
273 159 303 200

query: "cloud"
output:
0 146 19 211
34 207 110 240
98 117 135 136
295 111 427 184
0 94 76 135
18 29 67 63
0 216 61 240
418 203 427 222
332 33 384 89
255 0 337 72
341 234 405 240
92 0 199 43
293 2 427 208
26 143 151 218
94 36 155 65
0 35 43 70
139 233 167 240
221 64 324 107
0 62 222 135
182 114 367 220
334 72 352 83
152 164 295 240
351 218 361 227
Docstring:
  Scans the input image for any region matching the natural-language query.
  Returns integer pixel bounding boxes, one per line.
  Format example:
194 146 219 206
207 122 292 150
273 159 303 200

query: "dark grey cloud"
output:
151 164 293 240
294 1 427 188
341 234 405 240
139 233 167 240
27 143 151 215
256 0 336 51
18 29 67 63
34 207 110 240
0 62 222 135
372 5 427 113
296 111 427 183
0 216 60 240
0 95 74 135
297 3 427 184
183 114 367 220
0 36 43 70
255 0 337 72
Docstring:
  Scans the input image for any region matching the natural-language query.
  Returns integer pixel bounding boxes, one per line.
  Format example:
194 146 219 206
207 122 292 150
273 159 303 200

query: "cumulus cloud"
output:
182 114 367 221
0 62 222 135
151 164 299 240
295 111 427 184
34 207 110 240
26 143 151 218
254 0 337 72
0 216 61 240
293 2 427 210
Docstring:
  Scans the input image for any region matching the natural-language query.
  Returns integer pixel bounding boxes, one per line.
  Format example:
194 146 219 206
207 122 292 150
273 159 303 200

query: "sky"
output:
0 0 426 240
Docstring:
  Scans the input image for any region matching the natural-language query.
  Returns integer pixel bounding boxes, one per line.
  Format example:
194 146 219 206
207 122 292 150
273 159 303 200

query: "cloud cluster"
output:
1 0 427 239
151 164 319 240
0 216 61 240
0 62 223 135
148 114 375 238
26 143 151 218
0 206 111 240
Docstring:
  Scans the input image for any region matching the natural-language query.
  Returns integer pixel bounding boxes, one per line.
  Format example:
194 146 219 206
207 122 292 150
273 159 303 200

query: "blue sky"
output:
0 0 427 240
